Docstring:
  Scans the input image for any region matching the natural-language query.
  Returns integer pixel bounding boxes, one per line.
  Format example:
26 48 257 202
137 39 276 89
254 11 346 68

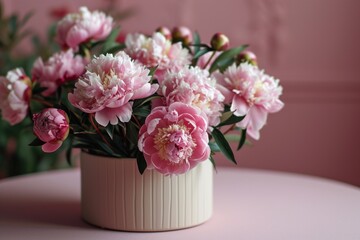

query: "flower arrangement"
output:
0 7 284 175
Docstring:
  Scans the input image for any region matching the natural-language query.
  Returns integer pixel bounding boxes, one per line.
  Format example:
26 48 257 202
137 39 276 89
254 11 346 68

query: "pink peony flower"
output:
33 108 70 153
0 68 31 125
32 49 86 96
56 7 113 49
214 63 284 140
68 51 158 127
125 32 191 80
158 67 224 127
138 102 210 175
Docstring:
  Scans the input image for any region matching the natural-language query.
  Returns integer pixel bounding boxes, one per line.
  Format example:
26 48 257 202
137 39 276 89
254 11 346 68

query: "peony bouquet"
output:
0 7 284 175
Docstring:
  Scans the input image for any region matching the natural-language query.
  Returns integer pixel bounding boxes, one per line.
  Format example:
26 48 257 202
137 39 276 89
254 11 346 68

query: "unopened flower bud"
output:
172 26 192 46
33 108 70 153
210 33 230 51
156 26 172 40
237 50 257 66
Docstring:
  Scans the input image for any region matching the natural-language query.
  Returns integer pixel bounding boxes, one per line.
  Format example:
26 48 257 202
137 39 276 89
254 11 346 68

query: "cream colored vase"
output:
80 151 213 231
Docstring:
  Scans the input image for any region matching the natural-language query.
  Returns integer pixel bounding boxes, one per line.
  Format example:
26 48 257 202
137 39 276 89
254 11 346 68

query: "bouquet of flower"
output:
0 7 284 175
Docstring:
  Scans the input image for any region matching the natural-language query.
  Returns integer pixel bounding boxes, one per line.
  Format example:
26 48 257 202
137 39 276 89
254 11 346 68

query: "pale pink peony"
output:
158 66 224 127
125 32 191 80
56 7 113 49
68 51 158 127
214 63 284 140
0 68 31 125
33 108 70 153
138 102 210 175
32 49 86 96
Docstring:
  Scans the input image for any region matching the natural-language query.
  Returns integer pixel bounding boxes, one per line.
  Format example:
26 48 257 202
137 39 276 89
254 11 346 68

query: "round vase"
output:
80 151 213 231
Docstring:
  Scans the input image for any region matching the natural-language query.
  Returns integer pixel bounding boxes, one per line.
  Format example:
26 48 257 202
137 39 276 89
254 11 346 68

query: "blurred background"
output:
1 0 359 186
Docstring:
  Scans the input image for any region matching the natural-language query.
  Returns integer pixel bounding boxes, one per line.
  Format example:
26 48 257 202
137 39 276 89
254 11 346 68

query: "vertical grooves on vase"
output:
134 162 137 230
171 176 174 229
122 160 125 229
81 153 213 231
151 171 158 229
132 162 136 230
99 156 104 226
160 173 164 229
177 174 181 227
106 160 109 227
150 171 156 229
142 172 145 230
190 169 193 226
200 165 204 223
114 160 117 228
183 174 186 227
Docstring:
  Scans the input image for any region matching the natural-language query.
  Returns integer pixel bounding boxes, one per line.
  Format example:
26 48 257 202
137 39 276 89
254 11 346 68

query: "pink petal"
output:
247 126 260 140
142 138 157 155
248 107 268 131
147 118 161 134
267 99 284 113
66 27 88 48
131 83 158 99
231 96 249 116
42 141 62 153
95 103 133 127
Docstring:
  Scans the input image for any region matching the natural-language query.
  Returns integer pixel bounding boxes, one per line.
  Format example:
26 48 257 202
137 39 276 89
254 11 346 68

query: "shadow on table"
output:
1 195 92 229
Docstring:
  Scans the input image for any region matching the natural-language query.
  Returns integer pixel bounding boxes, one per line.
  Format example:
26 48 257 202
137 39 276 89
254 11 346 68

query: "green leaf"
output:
212 128 237 164
133 107 151 118
133 95 160 109
105 125 115 140
148 65 158 77
19 11 33 28
102 27 121 52
66 137 73 166
193 31 201 55
209 45 248 73
109 26 121 41
47 23 57 41
104 42 125 53
136 151 147 174
29 138 45 146
217 114 246 127
126 121 139 146
8 15 18 37
112 132 129 156
193 47 211 59
209 141 220 152
237 128 247 150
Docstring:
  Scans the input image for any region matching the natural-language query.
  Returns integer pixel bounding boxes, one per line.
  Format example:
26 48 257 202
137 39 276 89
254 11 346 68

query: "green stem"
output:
32 97 53 107
89 114 113 149
222 123 235 135
203 51 216 69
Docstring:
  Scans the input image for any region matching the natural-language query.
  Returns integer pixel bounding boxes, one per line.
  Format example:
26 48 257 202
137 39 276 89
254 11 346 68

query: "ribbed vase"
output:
80 151 213 231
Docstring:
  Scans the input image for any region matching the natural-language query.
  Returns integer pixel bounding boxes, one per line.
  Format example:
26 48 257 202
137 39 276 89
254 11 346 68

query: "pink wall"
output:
3 0 360 186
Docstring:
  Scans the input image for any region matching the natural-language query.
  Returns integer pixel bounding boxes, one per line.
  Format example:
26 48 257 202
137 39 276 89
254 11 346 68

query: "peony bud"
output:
171 26 193 46
210 33 230 51
155 26 172 40
237 50 257 66
33 108 70 153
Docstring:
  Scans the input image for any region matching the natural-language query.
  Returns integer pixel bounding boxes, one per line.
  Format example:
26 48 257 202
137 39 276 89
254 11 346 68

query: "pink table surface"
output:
1 168 360 240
